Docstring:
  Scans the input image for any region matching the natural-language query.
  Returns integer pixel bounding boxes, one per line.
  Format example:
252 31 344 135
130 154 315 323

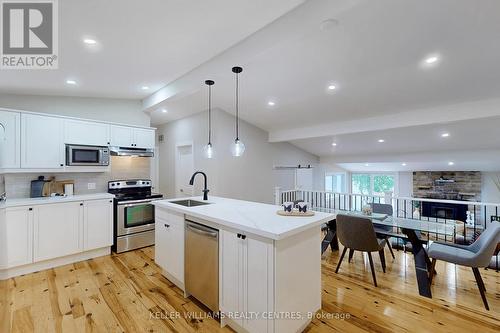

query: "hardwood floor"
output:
1 245 498 332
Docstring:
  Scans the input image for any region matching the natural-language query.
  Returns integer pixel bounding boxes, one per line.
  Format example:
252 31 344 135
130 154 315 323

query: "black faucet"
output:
189 171 209 200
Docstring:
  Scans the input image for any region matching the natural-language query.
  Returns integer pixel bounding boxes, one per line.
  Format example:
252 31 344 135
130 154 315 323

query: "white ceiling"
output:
148 0 500 132
0 0 305 98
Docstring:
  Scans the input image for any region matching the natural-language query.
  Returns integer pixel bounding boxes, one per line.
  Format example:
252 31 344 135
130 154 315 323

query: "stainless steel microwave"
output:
66 144 110 166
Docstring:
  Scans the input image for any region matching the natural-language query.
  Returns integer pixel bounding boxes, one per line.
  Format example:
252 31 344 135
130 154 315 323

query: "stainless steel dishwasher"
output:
185 219 219 312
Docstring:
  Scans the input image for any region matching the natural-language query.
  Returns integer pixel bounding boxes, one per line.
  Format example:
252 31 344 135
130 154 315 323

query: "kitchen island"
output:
153 196 335 333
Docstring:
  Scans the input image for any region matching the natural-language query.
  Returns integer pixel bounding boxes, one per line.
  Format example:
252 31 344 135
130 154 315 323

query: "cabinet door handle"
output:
237 233 241 238
80 203 83 206
164 224 170 228
241 234 247 240
60 163 64 167
28 207 33 211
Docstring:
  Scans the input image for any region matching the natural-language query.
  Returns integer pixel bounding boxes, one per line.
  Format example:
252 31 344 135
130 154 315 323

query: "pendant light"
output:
231 66 245 157
203 80 215 159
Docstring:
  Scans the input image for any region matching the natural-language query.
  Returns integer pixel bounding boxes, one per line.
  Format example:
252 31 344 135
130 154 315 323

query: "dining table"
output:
315 207 457 298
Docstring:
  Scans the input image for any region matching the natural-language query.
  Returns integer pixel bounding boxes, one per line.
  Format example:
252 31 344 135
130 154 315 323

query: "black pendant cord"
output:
208 84 212 144
232 66 242 142
204 80 215 145
235 71 239 141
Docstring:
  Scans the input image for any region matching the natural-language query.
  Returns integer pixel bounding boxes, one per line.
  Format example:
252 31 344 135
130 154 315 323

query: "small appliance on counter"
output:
108 179 163 253
30 176 75 198
30 176 51 198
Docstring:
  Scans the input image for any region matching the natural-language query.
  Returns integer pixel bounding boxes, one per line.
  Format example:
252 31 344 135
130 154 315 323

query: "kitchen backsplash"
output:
4 156 151 198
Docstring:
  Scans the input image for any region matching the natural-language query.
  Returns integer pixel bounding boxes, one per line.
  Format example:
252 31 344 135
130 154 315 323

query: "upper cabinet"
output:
0 109 155 172
21 113 64 169
134 128 155 149
0 111 21 168
110 125 155 149
64 119 110 146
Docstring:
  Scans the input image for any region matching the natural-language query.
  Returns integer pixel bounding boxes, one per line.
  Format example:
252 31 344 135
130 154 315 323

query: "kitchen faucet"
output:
189 171 209 200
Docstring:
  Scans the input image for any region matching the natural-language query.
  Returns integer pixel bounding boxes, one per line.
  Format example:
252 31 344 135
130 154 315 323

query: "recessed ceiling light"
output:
83 38 97 45
448 161 454 166
328 85 336 90
402 163 407 166
267 101 275 106
331 142 337 146
425 56 439 64
441 133 450 138
66 80 77 85
141 86 149 90
378 139 385 143
161 109 167 113
364 163 370 167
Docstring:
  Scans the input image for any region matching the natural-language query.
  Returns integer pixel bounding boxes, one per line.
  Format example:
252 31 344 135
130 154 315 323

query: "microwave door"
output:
72 148 100 165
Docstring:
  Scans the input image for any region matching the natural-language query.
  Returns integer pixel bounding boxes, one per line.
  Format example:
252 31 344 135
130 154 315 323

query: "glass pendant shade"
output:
203 142 214 159
231 139 245 157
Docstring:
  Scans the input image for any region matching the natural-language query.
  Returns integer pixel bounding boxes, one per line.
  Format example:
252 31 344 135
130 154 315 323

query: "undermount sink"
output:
169 199 211 207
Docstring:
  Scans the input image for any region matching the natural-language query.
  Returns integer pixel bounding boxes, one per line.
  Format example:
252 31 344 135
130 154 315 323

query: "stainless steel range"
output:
108 179 163 253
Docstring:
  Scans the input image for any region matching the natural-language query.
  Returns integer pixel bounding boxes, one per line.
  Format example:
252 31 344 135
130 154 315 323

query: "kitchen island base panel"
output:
274 226 322 333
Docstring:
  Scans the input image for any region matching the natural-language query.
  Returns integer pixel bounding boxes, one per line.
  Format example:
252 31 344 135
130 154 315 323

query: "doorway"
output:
175 143 194 198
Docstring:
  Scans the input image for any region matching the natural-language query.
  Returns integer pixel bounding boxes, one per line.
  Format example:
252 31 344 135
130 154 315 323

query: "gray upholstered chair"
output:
335 214 387 287
428 221 500 310
371 203 396 259
348 203 396 262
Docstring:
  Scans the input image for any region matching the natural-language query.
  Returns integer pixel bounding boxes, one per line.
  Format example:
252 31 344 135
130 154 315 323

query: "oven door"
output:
117 199 156 236
66 145 109 166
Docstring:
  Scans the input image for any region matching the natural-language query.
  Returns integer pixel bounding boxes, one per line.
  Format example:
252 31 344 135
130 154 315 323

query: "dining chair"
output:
347 203 396 263
371 203 396 259
427 221 500 310
335 214 387 287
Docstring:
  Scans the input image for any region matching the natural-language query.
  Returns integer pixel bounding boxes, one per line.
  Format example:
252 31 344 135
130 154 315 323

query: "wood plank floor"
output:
1 245 498 332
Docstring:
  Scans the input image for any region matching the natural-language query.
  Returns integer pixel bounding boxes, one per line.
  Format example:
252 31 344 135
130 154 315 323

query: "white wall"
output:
0 93 148 126
156 109 319 203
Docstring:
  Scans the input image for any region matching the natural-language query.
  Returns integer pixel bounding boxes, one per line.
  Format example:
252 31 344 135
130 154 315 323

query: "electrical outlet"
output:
87 183 96 190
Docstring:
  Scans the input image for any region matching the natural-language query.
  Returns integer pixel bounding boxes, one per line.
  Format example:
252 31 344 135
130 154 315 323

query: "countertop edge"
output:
0 193 115 209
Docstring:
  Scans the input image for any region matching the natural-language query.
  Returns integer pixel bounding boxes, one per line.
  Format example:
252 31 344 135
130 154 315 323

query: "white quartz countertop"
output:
153 196 335 240
0 193 115 208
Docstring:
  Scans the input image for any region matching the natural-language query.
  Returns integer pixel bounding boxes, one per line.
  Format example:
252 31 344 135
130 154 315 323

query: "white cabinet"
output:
83 199 113 251
33 202 82 262
110 125 134 148
220 230 273 333
155 209 184 287
21 113 64 169
0 110 21 168
2 207 33 268
134 128 155 149
110 125 155 149
64 119 110 146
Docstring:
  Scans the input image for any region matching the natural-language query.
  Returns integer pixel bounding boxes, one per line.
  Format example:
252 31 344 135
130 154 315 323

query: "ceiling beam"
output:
268 98 500 142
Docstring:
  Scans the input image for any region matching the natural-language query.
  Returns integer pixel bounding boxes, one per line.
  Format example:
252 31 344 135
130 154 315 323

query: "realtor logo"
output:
1 0 58 69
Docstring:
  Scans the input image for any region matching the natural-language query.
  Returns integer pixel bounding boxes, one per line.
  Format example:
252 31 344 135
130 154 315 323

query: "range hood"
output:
109 146 154 157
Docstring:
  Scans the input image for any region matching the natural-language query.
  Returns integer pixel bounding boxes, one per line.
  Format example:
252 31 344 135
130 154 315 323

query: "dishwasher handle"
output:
186 221 218 238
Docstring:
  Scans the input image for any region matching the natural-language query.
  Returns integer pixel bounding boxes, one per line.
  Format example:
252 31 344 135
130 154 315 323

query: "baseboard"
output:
0 247 110 280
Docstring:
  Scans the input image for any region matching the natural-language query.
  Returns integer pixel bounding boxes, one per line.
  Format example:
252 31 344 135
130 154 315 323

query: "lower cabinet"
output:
155 210 184 287
1 198 113 269
33 202 83 262
83 199 113 250
220 230 274 333
3 207 33 268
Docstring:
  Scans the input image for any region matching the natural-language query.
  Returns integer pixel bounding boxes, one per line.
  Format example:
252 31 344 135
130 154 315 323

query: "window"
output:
351 173 395 206
325 173 346 192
